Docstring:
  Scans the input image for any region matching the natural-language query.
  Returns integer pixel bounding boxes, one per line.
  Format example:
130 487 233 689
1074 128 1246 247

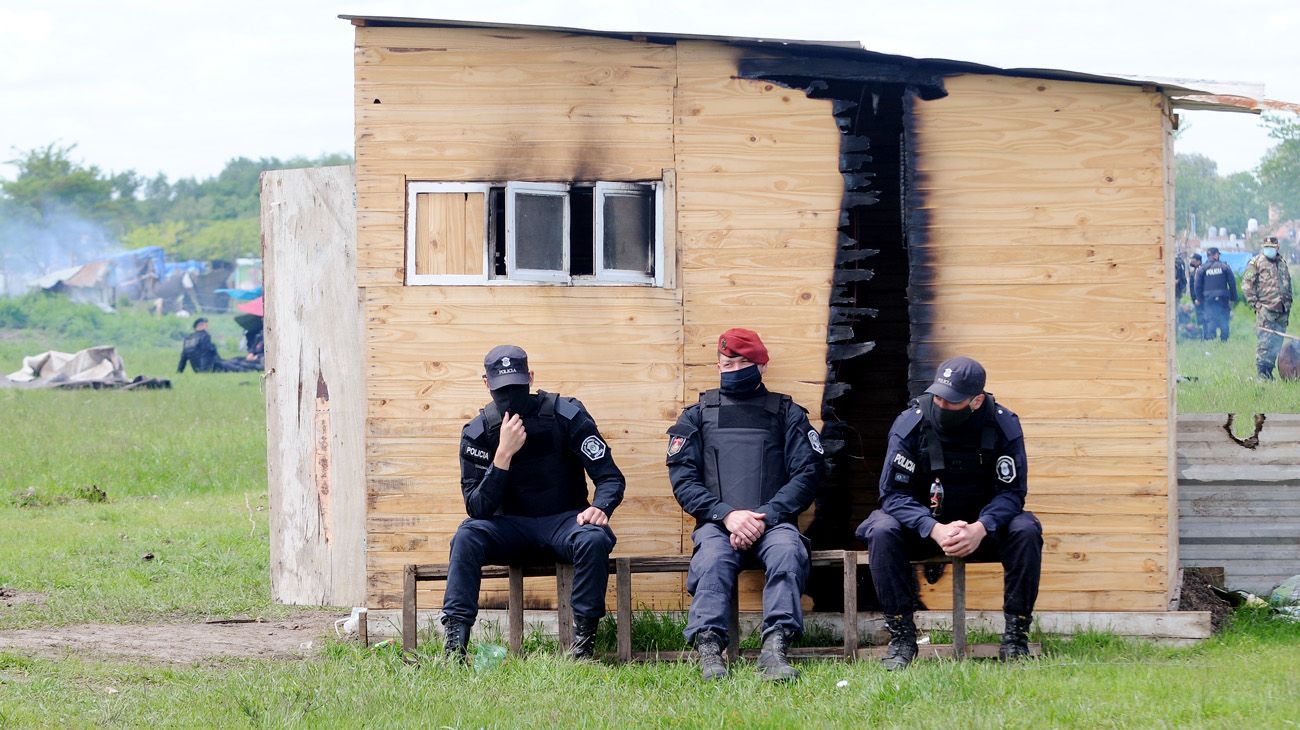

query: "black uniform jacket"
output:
458 391 625 520
879 396 1028 540
666 386 824 529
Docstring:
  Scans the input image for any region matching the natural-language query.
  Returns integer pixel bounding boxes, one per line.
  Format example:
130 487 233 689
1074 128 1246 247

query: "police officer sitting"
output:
856 356 1043 669
442 345 625 661
666 328 824 681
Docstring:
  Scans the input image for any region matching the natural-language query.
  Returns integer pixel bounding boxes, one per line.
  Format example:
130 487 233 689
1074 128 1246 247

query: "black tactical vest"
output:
697 388 791 510
481 391 587 516
913 403 999 522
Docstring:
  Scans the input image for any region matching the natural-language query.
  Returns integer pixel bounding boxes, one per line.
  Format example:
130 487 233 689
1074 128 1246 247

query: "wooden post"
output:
358 607 369 648
616 558 632 663
556 563 575 650
402 565 417 654
727 585 740 663
952 559 967 660
508 566 524 655
842 551 859 660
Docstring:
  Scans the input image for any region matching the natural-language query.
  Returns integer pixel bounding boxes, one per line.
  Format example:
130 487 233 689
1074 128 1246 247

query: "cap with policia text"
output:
483 345 530 390
925 356 987 402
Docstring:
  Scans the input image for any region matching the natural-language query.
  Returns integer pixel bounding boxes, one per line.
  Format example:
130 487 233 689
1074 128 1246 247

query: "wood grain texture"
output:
912 73 1172 611
264 166 367 607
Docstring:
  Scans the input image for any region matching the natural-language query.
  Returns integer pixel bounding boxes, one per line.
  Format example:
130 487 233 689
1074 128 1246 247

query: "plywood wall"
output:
354 28 840 612
909 75 1172 611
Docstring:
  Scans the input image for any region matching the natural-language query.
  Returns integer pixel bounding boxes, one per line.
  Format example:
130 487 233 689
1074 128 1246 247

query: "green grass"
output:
0 609 1295 728
1 324 278 627
1175 299 1300 413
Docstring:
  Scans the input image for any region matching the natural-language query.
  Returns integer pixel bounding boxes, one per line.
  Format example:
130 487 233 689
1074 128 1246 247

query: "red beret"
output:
717 328 769 365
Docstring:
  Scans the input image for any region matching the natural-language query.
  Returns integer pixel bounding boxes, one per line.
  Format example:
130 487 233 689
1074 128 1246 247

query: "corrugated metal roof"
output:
340 15 1272 113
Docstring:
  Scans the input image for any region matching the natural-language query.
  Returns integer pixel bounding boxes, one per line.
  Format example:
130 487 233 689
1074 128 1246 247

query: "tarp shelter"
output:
33 247 166 309
265 17 1285 637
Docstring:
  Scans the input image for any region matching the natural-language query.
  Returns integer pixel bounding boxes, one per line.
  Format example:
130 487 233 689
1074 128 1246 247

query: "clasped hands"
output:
929 520 987 558
723 509 768 551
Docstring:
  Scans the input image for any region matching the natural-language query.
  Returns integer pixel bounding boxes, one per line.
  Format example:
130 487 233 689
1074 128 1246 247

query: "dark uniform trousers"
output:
1202 297 1232 341
685 522 809 645
859 509 1042 616
442 509 616 625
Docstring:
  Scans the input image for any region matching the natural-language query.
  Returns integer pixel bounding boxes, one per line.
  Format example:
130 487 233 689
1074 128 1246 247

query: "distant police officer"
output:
856 356 1042 669
442 345 625 661
1242 236 1293 380
1195 247 1238 341
666 328 824 681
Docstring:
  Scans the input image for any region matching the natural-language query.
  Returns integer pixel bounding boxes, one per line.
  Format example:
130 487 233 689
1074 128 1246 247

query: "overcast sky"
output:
2 1 1296 183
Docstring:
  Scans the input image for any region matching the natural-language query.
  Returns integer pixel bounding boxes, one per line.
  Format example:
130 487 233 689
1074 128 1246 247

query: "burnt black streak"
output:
737 52 943 611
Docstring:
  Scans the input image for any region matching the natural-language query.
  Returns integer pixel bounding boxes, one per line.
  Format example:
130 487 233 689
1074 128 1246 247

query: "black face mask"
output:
490 384 535 417
719 365 763 395
923 396 975 434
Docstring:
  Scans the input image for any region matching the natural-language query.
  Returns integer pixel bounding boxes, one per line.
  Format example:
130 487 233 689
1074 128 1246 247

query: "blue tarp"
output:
214 287 262 300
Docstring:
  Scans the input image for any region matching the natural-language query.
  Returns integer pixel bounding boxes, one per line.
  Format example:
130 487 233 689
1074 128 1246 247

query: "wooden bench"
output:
401 551 998 661
403 550 865 660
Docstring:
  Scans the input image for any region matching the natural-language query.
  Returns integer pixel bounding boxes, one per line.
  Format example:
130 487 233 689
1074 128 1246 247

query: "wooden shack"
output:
265 16 1261 632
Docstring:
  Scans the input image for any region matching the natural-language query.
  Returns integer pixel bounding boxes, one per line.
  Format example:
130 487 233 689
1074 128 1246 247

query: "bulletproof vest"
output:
480 391 586 516
697 388 790 510
1201 261 1232 298
913 402 1000 522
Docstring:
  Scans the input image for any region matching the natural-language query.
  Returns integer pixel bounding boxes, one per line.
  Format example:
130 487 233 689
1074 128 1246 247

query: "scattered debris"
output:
74 484 108 503
141 553 155 561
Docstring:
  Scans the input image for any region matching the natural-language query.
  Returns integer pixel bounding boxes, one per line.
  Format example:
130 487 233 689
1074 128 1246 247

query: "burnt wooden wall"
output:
908 75 1174 612
352 27 841 612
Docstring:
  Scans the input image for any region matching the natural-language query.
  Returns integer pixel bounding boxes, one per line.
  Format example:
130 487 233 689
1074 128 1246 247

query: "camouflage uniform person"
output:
1242 237 1293 380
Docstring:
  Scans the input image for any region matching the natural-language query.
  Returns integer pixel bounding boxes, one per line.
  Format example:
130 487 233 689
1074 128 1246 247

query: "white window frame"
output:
405 182 491 286
593 182 662 286
505 182 571 284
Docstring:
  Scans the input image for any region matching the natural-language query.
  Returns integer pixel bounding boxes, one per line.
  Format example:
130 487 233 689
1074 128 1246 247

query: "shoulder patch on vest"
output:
555 396 581 420
581 435 607 461
463 442 491 464
667 435 686 457
892 451 916 474
996 455 1016 483
807 429 824 455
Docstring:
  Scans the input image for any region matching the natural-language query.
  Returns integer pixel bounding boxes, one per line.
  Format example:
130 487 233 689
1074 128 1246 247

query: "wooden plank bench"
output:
401 551 1001 661
402 550 865 660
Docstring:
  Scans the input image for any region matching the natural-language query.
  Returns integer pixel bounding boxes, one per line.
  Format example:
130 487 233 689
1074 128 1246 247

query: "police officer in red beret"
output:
666 328 824 681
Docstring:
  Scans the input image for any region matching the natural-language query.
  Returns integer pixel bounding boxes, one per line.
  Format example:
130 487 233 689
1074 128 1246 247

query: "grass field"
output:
1174 299 1300 414
1 297 1298 727
0 610 1296 727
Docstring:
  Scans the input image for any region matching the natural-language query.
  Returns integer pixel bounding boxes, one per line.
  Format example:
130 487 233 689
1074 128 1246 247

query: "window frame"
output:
505 182 571 284
593 181 662 286
404 182 491 286
403 179 667 287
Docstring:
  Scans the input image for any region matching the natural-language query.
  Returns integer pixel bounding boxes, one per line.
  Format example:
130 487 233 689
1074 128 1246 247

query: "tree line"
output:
1176 114 1300 239
0 145 351 265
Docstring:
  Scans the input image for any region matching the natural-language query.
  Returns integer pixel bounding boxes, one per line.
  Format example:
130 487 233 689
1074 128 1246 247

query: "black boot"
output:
1258 363 1275 381
881 613 918 671
442 618 471 662
571 616 599 660
757 629 800 681
1000 613 1032 661
694 630 728 680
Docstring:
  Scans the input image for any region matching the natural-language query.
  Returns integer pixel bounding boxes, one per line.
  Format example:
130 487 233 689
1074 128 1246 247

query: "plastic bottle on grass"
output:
474 643 507 672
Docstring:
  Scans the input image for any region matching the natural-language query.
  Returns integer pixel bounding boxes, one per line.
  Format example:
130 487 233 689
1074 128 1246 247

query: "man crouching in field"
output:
441 345 625 661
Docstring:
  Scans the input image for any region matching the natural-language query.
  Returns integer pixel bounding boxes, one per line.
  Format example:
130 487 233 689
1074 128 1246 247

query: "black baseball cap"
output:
193 317 208 329
1190 253 1202 261
483 345 530 390
1207 247 1220 255
925 356 987 402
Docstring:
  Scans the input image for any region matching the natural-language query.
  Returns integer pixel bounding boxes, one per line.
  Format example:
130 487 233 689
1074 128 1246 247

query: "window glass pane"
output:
514 193 565 270
602 192 653 274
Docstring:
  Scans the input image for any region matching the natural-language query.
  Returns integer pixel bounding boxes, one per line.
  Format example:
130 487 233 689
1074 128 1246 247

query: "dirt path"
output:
0 615 338 665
